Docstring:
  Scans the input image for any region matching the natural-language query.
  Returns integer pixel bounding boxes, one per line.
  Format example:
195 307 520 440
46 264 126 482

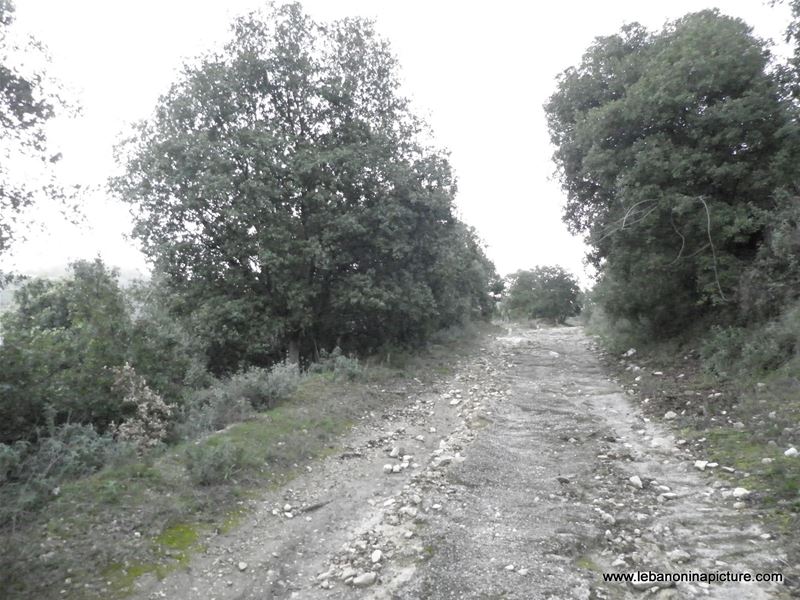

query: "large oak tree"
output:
114 3 495 372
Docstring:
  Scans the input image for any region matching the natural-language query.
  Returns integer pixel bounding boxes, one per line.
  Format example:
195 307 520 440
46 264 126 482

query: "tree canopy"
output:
0 0 66 260
546 10 800 335
505 266 581 324
113 3 496 372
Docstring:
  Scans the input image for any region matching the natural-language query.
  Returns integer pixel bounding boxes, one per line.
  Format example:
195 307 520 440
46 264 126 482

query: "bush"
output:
184 441 244 486
177 389 253 440
702 304 800 377
0 442 23 484
0 424 132 526
308 347 362 380
0 260 131 443
111 364 174 451
176 363 301 439
333 355 362 380
21 423 121 481
231 363 300 409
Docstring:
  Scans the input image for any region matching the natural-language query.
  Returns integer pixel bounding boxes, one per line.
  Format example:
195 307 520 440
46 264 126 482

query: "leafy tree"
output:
505 266 581 323
113 3 495 372
546 11 800 336
0 260 131 442
0 0 69 261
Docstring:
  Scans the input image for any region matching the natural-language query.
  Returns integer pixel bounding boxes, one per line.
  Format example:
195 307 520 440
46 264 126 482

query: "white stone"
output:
667 549 691 563
785 447 798 457
389 447 400 458
371 549 383 563
732 487 750 499
392 464 401 473
399 506 418 518
504 564 515 571
383 464 393 474
351 572 377 587
629 475 643 489
664 411 678 420
694 460 708 471
340 567 357 581
237 562 248 572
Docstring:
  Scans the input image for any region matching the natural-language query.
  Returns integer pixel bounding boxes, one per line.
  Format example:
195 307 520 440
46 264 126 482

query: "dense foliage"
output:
0 261 131 442
546 10 800 341
505 266 581 323
113 3 496 373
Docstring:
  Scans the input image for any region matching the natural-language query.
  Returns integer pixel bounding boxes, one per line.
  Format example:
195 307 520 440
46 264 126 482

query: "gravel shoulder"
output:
131 324 793 599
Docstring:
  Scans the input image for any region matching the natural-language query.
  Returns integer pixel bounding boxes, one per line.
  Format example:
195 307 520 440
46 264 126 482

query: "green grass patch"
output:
575 555 601 572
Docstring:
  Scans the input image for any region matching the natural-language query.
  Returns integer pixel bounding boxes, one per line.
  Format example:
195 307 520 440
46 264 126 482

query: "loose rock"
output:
351 572 377 587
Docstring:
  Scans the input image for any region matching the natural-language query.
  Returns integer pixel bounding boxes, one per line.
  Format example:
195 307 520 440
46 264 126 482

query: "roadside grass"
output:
0 321 495 599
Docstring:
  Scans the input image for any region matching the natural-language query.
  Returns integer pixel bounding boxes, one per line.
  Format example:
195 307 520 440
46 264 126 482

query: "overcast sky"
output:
2 0 793 283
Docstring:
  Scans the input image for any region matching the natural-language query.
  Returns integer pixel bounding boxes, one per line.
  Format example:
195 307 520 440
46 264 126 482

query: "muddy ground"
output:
130 324 794 599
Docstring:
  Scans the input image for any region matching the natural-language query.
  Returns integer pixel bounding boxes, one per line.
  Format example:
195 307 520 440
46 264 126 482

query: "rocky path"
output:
134 325 791 599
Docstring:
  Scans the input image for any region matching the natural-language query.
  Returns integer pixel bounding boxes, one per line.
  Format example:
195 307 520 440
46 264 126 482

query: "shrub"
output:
333 355 362 380
177 389 253 440
176 363 301 439
702 304 800 377
0 260 131 443
184 441 244 485
229 363 300 409
701 326 749 377
0 442 23 484
308 347 362 380
111 364 174 450
22 423 120 481
0 424 130 526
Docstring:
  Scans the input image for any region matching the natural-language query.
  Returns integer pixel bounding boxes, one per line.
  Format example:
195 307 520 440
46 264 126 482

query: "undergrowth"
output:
0 320 492 599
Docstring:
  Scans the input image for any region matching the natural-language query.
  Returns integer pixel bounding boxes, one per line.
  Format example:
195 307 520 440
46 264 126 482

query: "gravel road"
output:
132 324 792 600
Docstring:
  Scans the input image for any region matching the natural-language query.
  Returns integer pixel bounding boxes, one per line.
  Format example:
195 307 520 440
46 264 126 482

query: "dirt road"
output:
133 324 791 599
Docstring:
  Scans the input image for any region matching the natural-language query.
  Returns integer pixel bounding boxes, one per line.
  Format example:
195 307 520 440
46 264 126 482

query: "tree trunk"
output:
287 337 300 366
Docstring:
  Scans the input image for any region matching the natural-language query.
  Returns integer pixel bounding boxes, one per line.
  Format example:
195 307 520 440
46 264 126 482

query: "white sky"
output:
2 0 793 283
